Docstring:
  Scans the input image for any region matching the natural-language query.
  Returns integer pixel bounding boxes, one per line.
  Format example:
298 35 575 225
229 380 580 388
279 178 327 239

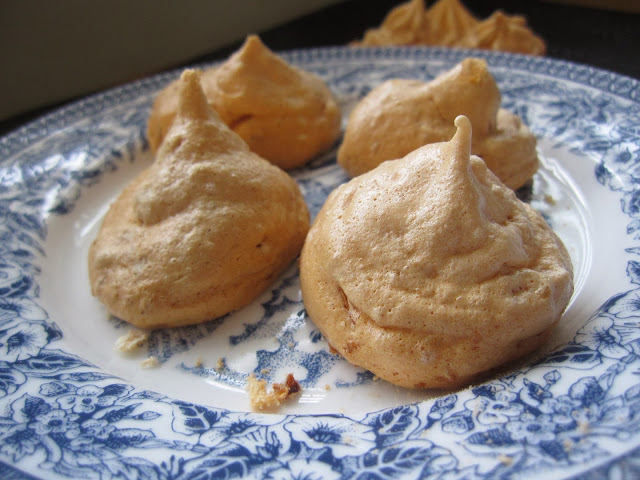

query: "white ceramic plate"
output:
1 46 640 479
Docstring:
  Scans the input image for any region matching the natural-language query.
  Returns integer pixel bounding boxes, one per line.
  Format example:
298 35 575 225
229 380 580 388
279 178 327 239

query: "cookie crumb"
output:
247 373 302 412
577 420 590 434
325 384 331 391
498 454 513 466
115 329 149 353
195 357 203 368
216 357 225 370
140 356 160 369
544 194 556 206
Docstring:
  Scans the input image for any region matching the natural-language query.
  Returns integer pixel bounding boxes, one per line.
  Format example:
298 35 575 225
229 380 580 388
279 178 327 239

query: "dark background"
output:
1 0 638 137
251 0 639 79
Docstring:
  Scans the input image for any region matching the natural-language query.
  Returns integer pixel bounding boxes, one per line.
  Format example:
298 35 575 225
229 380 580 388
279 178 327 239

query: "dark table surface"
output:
248 0 640 80
1 0 638 138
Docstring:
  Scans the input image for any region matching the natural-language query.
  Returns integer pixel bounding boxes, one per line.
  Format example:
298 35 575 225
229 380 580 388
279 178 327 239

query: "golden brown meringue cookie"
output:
459 11 546 55
351 0 546 56
353 0 431 46
147 35 341 170
300 116 573 389
424 0 478 46
337 58 538 190
89 69 310 329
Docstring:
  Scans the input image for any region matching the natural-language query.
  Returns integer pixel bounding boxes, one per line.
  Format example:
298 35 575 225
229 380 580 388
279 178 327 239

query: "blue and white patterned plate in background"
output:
1 46 640 479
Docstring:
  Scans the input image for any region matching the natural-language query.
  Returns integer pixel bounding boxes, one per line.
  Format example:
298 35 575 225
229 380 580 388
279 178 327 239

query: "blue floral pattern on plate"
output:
1 46 640 479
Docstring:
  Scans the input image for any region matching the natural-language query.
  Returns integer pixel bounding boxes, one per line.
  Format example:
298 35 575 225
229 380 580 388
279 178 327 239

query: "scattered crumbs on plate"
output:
498 455 513 466
195 357 203 368
287 342 295 349
261 368 271 375
472 399 481 419
216 357 225 370
325 384 331 391
140 356 160 369
115 328 149 353
577 420 590 435
247 373 302 412
544 194 556 206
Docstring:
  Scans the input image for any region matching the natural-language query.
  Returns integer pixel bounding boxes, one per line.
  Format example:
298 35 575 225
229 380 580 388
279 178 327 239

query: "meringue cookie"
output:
90 69 309 329
147 35 341 170
351 0 546 56
337 58 538 190
353 0 431 46
424 0 478 46
301 116 573 389
459 10 546 56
